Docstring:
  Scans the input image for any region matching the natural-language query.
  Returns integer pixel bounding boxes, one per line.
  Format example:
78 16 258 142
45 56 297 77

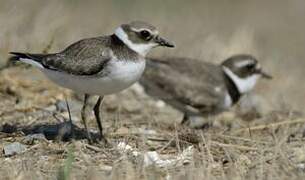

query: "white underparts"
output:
222 66 260 94
41 58 146 96
114 26 156 56
214 86 232 109
19 58 44 68
223 91 233 109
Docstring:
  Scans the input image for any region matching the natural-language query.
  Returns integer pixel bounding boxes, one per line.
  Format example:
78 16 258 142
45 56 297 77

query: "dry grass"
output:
1 0 305 179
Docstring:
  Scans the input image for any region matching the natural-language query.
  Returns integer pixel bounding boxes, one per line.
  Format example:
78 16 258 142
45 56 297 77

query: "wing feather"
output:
10 36 113 76
141 57 228 114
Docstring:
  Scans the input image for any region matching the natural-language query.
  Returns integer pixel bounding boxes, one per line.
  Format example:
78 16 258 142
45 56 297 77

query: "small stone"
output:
290 146 305 163
55 100 67 112
44 105 57 112
3 142 27 156
121 99 142 112
144 151 161 167
155 100 166 108
137 127 157 135
130 83 145 95
115 127 129 135
22 133 47 144
297 163 305 171
100 165 112 172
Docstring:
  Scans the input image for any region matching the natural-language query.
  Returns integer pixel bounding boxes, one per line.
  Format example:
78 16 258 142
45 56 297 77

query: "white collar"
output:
222 66 260 94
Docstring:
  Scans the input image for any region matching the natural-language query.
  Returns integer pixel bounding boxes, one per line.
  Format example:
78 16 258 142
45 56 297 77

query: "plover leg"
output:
65 98 74 139
81 94 93 143
93 96 105 140
181 113 189 125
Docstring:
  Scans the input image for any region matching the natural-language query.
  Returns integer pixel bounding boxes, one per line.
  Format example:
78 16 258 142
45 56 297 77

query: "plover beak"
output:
154 35 175 48
257 69 272 79
261 71 272 79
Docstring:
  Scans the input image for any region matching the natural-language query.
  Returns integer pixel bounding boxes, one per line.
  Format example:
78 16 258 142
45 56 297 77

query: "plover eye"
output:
140 30 151 40
246 64 255 70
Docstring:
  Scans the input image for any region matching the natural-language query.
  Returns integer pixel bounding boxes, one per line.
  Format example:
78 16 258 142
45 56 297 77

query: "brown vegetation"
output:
1 0 305 179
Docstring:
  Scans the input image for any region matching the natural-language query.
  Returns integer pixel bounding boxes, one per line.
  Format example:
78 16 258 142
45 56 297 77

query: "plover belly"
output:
42 60 146 95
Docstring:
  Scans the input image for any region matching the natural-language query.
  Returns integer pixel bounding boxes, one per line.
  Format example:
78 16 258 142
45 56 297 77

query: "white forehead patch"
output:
235 59 254 68
114 26 157 56
222 66 260 94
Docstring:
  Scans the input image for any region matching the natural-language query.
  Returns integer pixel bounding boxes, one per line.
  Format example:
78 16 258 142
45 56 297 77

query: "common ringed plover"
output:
140 54 271 128
10 21 175 142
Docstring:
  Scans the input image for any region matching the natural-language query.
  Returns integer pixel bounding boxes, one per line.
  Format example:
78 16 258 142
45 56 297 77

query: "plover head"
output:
114 21 175 56
221 54 272 94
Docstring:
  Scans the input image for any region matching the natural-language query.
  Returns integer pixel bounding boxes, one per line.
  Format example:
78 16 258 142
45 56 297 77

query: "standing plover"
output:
140 54 272 128
10 21 174 142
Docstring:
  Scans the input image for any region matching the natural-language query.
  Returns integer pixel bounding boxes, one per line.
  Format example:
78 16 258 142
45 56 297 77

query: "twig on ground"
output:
85 144 112 158
232 118 305 134
214 134 271 145
210 141 258 151
159 136 176 152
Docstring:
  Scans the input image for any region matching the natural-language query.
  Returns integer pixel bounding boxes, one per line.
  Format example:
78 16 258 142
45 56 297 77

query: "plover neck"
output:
222 66 260 94
222 70 241 104
110 34 142 61
114 26 155 57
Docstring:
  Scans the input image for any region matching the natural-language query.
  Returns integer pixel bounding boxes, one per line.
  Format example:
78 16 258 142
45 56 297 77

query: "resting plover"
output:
10 21 174 142
140 54 272 128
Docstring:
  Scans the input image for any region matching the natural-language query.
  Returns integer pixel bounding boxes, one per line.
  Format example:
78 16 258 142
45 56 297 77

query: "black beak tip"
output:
166 43 175 48
156 36 175 48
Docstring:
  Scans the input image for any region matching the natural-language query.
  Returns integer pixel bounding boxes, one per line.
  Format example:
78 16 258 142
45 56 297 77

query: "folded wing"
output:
140 57 228 115
10 37 112 76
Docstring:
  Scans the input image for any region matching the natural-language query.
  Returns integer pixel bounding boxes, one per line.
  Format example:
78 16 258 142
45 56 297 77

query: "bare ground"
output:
1 1 305 179
0 65 305 180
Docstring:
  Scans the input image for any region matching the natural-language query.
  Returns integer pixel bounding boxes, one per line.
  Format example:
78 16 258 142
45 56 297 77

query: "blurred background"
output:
0 0 304 112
